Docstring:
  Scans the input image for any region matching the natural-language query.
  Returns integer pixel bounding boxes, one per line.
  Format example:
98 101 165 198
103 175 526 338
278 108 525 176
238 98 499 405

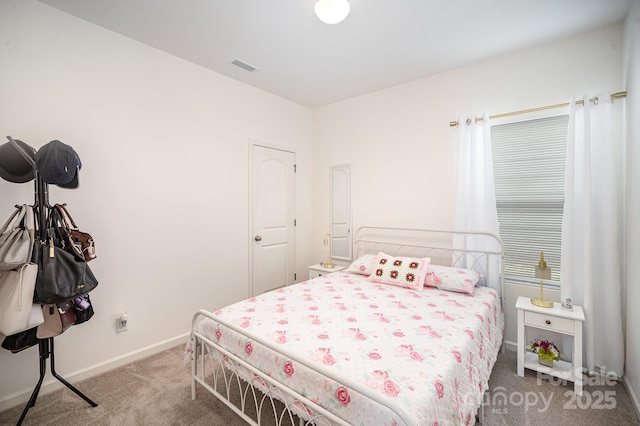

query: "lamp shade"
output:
535 266 551 280
315 0 350 24
535 251 551 280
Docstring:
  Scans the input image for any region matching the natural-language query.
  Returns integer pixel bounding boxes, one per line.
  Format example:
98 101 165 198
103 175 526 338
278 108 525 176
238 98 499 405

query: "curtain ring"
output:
594 97 599 105
466 118 472 125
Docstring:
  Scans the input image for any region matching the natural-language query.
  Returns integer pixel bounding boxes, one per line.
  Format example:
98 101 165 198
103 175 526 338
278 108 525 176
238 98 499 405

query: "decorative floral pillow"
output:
346 254 376 276
424 264 481 294
368 252 430 291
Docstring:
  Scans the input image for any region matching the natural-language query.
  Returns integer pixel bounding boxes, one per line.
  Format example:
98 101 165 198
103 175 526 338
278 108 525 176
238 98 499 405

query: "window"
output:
491 115 568 284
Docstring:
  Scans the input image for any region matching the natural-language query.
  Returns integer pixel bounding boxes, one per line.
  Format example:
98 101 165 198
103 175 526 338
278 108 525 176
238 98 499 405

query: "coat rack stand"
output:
17 337 98 425
5 136 97 426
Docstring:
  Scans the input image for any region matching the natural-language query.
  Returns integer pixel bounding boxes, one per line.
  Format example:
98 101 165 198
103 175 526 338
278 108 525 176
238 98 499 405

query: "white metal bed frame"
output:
190 227 504 426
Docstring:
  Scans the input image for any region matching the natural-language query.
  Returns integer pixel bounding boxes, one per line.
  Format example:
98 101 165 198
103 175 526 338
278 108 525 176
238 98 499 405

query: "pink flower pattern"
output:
384 379 400 397
335 386 351 407
410 351 424 362
194 272 504 426
283 360 294 377
434 379 444 399
372 369 389 380
323 354 336 365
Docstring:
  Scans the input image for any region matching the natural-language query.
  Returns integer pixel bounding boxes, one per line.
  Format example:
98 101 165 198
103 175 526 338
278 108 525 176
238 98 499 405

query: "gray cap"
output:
0 139 37 183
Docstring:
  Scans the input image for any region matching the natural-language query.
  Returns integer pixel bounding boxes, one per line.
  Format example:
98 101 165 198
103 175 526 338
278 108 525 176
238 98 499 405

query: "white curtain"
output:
453 113 501 292
561 94 624 377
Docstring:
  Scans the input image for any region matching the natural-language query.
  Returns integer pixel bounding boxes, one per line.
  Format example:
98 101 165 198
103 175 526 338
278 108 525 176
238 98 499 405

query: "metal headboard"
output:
355 226 505 305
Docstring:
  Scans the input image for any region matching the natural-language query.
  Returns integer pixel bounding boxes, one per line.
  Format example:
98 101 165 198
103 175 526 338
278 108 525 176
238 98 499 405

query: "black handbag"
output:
32 239 98 304
73 294 95 325
1 326 40 353
32 210 98 304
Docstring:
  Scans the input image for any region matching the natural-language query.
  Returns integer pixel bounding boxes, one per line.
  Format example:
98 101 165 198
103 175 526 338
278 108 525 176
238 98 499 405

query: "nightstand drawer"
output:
309 270 325 279
525 311 575 334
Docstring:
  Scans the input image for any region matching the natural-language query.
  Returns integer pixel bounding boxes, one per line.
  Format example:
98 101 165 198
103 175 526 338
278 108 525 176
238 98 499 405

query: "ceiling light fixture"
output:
314 0 350 24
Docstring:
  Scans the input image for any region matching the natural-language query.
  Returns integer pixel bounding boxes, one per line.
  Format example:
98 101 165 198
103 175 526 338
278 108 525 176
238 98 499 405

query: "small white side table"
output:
308 264 346 280
516 296 585 394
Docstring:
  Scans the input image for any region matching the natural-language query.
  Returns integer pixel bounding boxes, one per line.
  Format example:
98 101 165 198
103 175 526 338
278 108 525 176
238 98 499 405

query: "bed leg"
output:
477 395 485 425
191 336 197 400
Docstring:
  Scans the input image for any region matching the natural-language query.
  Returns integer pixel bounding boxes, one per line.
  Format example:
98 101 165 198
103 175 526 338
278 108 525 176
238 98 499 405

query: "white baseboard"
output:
0 332 190 413
624 376 640 421
503 339 517 352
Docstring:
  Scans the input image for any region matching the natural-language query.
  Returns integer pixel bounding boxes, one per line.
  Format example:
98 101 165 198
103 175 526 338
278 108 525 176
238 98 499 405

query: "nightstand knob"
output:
545 320 551 325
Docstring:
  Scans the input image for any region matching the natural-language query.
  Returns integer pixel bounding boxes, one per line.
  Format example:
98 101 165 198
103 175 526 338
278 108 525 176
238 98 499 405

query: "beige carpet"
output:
0 345 638 425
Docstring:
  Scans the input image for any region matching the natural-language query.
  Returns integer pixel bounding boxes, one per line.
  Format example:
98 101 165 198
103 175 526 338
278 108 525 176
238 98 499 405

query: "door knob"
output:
254 235 262 241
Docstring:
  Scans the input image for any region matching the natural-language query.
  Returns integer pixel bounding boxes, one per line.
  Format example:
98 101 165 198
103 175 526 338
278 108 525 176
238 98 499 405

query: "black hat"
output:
0 139 37 183
35 140 82 189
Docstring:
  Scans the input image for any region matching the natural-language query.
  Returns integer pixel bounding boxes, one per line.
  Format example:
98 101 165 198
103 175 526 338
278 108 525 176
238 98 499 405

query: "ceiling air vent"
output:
232 59 257 72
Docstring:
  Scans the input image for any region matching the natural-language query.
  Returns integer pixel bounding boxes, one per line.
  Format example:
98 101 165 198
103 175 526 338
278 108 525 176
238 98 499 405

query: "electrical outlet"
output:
116 312 128 333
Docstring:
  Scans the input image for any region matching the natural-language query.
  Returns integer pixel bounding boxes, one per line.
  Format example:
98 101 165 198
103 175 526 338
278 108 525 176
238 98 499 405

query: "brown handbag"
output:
37 304 76 338
54 204 96 262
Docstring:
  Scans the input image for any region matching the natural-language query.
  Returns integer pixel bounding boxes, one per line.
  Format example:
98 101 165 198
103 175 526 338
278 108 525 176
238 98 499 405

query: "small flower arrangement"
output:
530 339 562 362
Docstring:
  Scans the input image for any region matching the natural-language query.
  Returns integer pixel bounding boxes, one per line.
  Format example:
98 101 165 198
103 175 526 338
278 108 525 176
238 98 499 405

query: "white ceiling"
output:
39 0 633 108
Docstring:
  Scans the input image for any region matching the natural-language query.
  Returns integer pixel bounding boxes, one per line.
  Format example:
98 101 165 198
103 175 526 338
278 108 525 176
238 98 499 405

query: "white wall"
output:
311 25 625 348
0 0 634 415
623 0 640 415
0 0 313 409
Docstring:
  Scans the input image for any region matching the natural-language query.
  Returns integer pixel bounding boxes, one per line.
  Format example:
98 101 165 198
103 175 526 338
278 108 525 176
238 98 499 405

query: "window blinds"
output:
491 115 568 283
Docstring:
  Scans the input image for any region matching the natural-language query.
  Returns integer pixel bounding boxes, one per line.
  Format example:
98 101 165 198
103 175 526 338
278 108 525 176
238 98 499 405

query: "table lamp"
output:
531 251 553 308
323 233 335 269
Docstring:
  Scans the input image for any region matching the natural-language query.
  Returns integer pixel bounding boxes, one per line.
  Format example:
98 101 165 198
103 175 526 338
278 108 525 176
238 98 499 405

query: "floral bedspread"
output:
192 272 503 426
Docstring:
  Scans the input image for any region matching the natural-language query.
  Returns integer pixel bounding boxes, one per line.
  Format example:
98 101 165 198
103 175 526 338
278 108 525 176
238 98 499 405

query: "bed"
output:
188 227 504 426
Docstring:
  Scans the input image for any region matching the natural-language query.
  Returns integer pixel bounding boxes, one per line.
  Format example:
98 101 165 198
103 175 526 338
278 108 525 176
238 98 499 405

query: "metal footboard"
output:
191 315 342 425
190 309 415 426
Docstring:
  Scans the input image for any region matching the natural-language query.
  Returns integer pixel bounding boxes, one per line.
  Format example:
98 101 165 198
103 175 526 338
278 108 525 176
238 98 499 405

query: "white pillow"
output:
345 254 376 276
368 252 430 291
424 264 480 294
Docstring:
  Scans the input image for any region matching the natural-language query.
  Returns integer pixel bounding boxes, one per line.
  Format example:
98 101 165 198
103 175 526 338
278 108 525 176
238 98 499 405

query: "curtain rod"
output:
449 91 627 127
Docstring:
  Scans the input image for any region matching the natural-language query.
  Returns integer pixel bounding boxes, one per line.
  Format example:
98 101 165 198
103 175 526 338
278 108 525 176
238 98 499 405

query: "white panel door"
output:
251 145 295 295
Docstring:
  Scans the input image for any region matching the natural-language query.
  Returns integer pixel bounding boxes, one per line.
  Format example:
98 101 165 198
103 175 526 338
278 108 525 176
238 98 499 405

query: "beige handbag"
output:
0 263 42 335
37 304 62 338
0 205 35 271
37 304 75 338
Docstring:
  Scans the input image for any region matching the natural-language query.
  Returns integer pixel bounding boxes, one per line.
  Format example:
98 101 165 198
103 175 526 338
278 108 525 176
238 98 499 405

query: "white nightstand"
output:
308 264 346 280
516 296 585 394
